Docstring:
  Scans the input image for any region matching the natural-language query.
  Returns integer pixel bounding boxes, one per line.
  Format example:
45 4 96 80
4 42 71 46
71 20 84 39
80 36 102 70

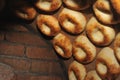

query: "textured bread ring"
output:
96 47 120 79
10 0 37 20
114 32 120 62
68 61 87 80
58 8 86 34
93 0 117 24
110 0 120 15
73 35 96 64
35 0 62 12
86 17 115 46
15 6 37 20
63 0 90 11
53 33 72 58
37 14 61 37
85 70 102 80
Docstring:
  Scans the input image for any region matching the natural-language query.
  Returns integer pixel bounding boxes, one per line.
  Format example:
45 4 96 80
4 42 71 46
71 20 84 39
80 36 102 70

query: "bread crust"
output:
58 8 86 34
110 0 120 15
10 0 37 20
86 17 115 46
96 47 120 79
73 35 96 64
114 32 120 62
85 70 102 80
93 0 118 24
68 61 87 80
63 0 90 10
15 6 37 20
35 0 62 12
53 33 72 58
37 14 61 37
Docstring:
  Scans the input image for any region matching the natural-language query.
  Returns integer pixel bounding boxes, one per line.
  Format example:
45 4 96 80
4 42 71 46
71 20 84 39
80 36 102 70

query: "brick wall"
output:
0 20 68 80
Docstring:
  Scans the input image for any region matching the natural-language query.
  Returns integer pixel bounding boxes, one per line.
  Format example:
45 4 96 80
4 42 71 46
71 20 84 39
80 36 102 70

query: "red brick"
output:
16 73 31 80
16 73 64 80
50 49 60 60
1 23 29 32
31 60 63 75
2 21 39 33
0 57 31 72
0 42 25 56
6 32 48 46
29 76 64 80
26 47 58 59
29 22 40 33
0 32 4 40
0 63 15 80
